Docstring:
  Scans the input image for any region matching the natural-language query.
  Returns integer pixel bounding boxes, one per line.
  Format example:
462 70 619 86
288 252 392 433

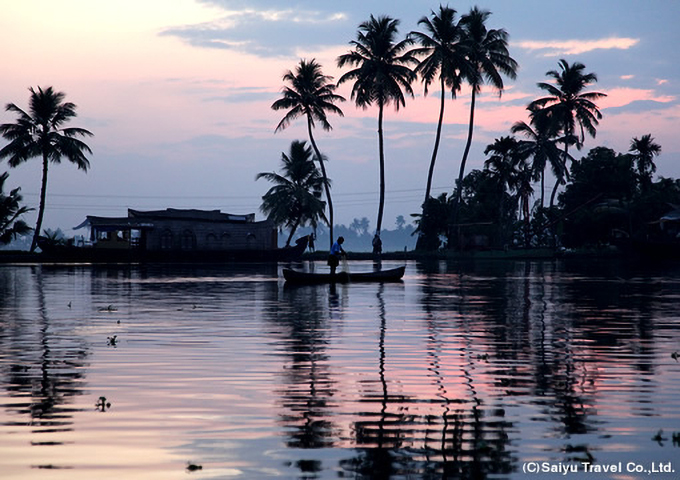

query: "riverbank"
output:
0 245 627 264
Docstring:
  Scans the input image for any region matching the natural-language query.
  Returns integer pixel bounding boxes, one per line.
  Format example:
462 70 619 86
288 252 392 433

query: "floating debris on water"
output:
95 396 111 412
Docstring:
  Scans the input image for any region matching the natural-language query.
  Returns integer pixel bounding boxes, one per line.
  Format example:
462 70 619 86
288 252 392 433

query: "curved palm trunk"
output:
285 218 301 247
424 76 447 202
31 154 49 252
540 171 545 209
457 88 477 204
307 118 334 249
450 89 477 248
376 102 386 235
549 143 569 209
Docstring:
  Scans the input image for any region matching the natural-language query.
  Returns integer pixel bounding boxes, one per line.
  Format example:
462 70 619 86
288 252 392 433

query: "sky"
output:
1 0 679 237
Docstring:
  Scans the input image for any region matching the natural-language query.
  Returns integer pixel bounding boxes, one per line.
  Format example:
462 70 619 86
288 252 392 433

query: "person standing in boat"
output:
372 234 382 255
328 236 346 275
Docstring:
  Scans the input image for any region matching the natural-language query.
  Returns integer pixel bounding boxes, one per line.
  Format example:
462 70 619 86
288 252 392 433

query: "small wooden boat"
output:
283 266 405 284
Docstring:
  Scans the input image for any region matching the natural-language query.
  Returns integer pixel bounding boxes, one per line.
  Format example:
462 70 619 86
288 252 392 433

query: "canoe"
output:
283 266 405 284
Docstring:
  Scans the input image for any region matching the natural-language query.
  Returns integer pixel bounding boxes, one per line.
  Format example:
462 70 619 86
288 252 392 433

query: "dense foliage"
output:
0 172 32 245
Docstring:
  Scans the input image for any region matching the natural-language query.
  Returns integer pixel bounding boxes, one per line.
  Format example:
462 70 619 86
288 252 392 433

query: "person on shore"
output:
308 233 315 252
372 234 382 255
328 236 346 275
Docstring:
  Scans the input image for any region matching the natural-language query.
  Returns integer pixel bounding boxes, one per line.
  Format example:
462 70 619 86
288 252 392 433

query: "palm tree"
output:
484 136 536 247
0 171 33 245
337 14 416 235
256 140 327 246
271 59 345 249
409 5 469 202
529 59 606 207
511 106 567 208
455 7 518 208
484 136 522 242
0 86 93 252
629 133 661 190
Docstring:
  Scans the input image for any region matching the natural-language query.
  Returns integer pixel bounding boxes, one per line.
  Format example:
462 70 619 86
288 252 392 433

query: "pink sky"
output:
1 0 678 234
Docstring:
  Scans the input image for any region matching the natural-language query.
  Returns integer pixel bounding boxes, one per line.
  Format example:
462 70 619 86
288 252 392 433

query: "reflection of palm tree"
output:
337 15 416 234
0 86 93 252
272 59 345 249
341 283 400 477
1 268 88 448
274 285 338 466
256 140 327 246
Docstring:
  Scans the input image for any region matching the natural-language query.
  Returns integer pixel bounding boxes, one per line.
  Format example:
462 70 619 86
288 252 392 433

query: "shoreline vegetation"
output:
2 8 679 261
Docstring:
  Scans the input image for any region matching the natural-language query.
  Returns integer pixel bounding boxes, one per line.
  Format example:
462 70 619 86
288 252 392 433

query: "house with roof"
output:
74 208 277 253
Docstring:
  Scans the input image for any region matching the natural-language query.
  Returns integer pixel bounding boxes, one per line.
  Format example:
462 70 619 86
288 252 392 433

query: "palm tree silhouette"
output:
0 86 93 252
256 140 327 246
629 134 661 191
530 59 606 207
511 106 569 209
483 136 524 245
0 171 33 245
410 6 469 203
455 7 517 209
272 59 345 249
337 15 416 235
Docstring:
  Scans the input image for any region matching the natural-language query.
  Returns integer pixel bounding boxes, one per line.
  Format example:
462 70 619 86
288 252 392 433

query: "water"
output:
1 259 680 479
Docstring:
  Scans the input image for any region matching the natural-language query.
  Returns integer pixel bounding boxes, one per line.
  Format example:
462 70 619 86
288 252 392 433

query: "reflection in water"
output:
273 284 339 477
0 260 680 479
0 267 90 470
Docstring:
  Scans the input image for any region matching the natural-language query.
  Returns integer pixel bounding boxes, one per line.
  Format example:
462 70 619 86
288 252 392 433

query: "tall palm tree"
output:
0 86 93 252
409 5 469 202
629 133 661 190
271 59 345 249
511 106 567 208
455 7 518 207
337 15 416 235
256 140 327 246
529 59 606 207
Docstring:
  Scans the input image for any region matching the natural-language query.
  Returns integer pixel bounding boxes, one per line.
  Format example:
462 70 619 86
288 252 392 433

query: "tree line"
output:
2 6 675 254
262 6 520 250
259 5 667 252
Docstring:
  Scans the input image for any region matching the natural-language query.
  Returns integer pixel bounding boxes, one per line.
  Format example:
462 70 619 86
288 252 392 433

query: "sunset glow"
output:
0 0 678 232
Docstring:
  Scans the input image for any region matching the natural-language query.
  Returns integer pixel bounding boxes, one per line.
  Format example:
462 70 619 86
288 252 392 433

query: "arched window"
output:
160 229 173 250
246 232 256 248
180 229 196 250
221 233 231 248
206 233 218 250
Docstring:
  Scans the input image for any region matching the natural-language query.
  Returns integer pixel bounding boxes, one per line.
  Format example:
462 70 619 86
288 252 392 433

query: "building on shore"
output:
73 208 277 253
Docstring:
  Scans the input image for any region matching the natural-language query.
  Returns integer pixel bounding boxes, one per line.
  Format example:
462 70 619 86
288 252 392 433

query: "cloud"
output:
516 37 639 56
203 86 276 104
600 87 675 111
161 7 349 57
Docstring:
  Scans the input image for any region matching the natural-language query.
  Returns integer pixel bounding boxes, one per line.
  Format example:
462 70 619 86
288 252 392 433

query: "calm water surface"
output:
1 259 680 479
